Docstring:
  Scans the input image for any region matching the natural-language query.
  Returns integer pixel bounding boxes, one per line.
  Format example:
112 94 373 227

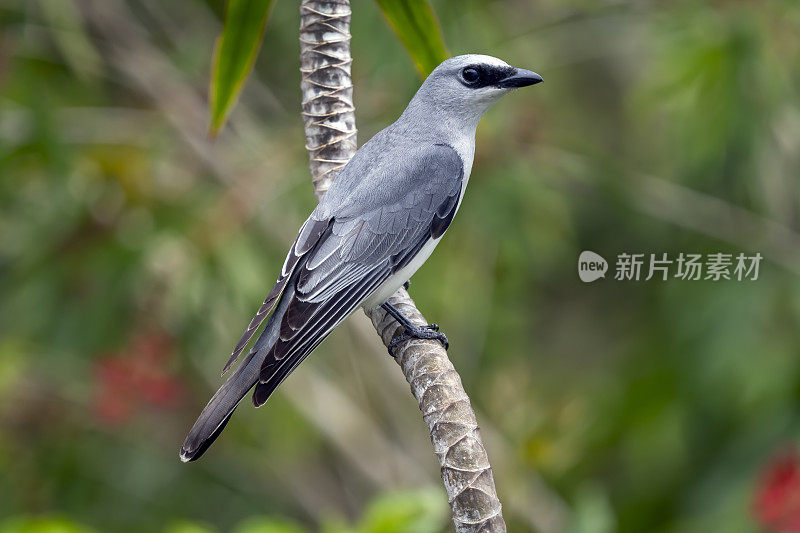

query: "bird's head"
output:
412 54 542 123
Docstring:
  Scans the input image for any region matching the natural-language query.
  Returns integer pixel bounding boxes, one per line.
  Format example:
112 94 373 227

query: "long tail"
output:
178 349 260 462
179 290 291 462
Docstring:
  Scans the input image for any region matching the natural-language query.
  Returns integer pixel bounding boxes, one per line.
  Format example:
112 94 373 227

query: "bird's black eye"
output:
460 67 480 85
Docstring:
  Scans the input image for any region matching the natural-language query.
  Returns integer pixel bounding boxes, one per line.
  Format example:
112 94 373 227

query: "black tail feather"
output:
179 410 234 462
179 350 260 462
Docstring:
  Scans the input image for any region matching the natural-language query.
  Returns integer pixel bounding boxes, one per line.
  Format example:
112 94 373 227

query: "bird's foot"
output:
387 323 448 357
381 301 448 357
403 280 411 290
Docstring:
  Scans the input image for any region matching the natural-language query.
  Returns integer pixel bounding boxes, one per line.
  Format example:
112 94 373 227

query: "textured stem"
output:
299 0 357 200
370 294 506 532
299 2 506 530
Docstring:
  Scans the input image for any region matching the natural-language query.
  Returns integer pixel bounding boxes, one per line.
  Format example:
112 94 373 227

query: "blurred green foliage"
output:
1 0 800 532
209 0 276 135
373 0 449 77
0 489 445 533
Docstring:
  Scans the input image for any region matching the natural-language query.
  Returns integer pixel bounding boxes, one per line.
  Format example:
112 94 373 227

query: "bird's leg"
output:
381 301 448 357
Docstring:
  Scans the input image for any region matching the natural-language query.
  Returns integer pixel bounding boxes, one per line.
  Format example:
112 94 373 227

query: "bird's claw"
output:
387 323 449 357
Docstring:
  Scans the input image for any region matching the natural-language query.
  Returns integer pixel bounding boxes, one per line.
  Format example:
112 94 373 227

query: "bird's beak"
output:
497 68 543 88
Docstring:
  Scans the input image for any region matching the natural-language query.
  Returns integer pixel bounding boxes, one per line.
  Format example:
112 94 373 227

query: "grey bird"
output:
179 54 542 462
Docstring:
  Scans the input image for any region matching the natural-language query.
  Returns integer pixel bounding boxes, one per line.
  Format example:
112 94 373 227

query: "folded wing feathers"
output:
221 217 331 375
221 280 287 376
229 144 462 396
252 266 388 407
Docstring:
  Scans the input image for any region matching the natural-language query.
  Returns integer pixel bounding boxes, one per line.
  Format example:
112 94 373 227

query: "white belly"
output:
361 236 442 310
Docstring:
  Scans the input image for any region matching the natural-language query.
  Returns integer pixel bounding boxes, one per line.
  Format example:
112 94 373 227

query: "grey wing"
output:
221 216 331 375
251 143 464 406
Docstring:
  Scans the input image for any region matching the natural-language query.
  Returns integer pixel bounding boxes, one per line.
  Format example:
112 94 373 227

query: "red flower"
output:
92 331 182 425
754 447 800 532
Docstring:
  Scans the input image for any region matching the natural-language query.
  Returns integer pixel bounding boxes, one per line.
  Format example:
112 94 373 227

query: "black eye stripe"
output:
459 65 516 88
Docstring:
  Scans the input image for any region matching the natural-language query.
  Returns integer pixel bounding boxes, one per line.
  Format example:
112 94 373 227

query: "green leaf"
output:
209 0 276 135
356 489 448 533
374 0 449 77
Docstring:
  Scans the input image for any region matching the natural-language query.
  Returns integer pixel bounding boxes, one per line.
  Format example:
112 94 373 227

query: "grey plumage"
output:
180 55 542 462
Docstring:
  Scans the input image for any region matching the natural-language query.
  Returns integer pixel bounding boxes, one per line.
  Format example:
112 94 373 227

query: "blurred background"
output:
2 0 800 531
